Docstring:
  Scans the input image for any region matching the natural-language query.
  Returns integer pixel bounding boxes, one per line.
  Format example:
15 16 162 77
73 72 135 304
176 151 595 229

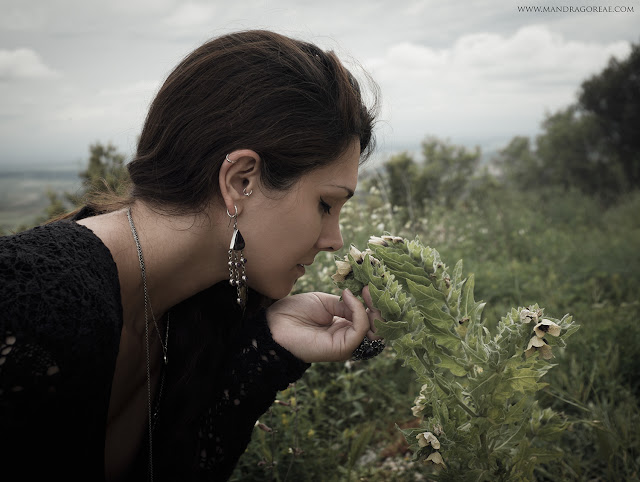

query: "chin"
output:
251 281 294 301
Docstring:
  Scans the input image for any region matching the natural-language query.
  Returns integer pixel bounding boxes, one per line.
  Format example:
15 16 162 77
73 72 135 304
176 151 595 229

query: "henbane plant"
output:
332 234 580 481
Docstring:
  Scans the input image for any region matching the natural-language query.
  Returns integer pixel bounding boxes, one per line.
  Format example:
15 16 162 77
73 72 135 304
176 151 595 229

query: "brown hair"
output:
127 29 377 213
120 30 379 478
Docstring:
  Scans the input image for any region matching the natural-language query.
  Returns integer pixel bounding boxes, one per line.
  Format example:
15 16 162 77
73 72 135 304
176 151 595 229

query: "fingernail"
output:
344 289 352 296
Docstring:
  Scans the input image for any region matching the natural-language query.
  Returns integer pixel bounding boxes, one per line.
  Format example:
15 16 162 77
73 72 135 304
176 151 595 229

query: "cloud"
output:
162 2 217 28
365 24 631 149
54 80 159 122
0 48 61 81
97 80 161 98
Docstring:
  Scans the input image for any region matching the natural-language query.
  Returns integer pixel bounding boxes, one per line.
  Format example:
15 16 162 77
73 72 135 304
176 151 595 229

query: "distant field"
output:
0 168 82 232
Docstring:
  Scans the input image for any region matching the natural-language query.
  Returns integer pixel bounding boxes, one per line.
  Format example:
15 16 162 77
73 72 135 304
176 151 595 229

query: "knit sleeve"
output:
196 308 310 480
0 221 123 479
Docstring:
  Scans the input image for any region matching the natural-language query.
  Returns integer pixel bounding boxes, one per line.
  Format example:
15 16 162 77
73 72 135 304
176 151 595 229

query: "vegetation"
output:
231 43 640 481
3 43 638 481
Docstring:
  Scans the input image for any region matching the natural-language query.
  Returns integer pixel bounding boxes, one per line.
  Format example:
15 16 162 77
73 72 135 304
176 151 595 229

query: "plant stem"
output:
413 348 479 418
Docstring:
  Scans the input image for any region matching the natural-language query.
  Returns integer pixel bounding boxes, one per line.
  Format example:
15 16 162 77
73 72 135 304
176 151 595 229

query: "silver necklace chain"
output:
126 206 170 482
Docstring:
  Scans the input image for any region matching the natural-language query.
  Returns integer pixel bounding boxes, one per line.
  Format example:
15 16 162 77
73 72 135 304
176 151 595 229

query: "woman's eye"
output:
320 198 332 215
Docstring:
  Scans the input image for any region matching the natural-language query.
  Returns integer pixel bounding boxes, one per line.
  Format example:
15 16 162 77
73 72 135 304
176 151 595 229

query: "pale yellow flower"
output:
331 258 353 282
520 309 539 324
426 451 446 467
368 236 389 246
335 260 352 275
349 245 363 261
363 248 381 266
525 336 553 359
411 394 427 417
534 319 561 338
416 431 440 449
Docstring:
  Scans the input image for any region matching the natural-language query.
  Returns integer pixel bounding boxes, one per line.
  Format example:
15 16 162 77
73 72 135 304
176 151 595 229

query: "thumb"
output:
341 289 369 350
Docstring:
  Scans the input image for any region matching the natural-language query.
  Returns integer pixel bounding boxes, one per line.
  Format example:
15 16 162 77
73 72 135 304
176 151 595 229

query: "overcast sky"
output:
0 0 637 168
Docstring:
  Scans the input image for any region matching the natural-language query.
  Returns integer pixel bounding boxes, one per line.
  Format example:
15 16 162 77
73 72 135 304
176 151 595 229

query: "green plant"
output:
332 235 580 481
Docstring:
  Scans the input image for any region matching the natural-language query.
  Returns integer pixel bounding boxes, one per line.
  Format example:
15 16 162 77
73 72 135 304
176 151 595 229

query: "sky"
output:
0 0 637 169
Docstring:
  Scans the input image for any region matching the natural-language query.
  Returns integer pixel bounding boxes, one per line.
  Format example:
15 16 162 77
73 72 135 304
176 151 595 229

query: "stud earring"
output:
227 205 247 310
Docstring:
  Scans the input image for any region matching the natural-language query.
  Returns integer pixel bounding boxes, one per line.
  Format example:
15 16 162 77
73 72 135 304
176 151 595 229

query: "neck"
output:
78 201 231 329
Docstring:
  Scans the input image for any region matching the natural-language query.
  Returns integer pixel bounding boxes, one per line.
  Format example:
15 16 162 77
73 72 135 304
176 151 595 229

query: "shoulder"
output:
0 220 118 290
0 220 122 343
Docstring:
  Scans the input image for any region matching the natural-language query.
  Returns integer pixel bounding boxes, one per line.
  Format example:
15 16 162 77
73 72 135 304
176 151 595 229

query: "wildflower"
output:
534 319 561 338
363 248 381 266
411 393 427 417
426 451 446 467
288 447 304 456
382 235 404 244
349 245 363 262
331 259 352 282
255 422 273 432
520 309 539 324
525 336 553 359
335 259 352 275
416 431 440 449
368 236 389 247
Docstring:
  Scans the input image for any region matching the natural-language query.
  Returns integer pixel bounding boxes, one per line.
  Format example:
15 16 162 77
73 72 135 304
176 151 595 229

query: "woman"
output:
0 30 384 481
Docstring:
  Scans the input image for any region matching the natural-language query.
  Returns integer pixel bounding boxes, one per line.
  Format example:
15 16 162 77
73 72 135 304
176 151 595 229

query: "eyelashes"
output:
320 198 332 215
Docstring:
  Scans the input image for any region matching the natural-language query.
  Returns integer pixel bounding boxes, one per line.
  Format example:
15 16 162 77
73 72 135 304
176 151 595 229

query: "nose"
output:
317 217 344 253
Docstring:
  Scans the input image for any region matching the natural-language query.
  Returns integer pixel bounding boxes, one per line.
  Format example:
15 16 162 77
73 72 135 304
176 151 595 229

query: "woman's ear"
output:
219 149 261 216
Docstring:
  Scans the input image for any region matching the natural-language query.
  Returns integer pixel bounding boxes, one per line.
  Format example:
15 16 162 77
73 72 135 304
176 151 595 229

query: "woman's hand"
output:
266 285 384 363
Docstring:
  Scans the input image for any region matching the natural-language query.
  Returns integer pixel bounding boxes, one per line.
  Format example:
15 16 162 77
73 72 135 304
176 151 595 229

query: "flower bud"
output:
368 236 389 246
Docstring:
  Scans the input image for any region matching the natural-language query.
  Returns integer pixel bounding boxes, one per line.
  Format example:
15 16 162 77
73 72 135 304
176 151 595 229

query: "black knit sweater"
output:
0 216 309 481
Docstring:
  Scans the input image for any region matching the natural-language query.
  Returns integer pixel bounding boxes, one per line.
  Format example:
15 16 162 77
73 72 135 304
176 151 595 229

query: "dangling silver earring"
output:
227 205 247 310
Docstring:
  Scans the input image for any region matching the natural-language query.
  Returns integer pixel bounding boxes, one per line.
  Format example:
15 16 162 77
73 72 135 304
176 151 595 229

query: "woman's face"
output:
241 140 360 299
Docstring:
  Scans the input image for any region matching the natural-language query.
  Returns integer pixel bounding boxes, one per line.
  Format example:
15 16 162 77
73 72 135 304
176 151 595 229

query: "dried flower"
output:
416 431 440 449
534 319 561 338
256 422 273 432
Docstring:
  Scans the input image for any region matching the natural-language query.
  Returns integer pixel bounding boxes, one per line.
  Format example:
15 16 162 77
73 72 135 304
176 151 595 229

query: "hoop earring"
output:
227 205 247 310
225 154 235 164
243 187 252 197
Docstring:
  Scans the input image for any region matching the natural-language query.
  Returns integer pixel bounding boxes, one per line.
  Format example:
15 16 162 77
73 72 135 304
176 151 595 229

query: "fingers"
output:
340 289 370 347
362 285 384 340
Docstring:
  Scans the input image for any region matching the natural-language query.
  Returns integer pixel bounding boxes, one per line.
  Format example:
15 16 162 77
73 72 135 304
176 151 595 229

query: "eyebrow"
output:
333 185 355 199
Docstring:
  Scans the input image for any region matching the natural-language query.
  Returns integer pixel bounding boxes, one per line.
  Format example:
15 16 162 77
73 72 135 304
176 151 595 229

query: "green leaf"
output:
406 278 445 306
374 319 408 340
452 259 464 285
371 248 433 287
369 283 402 320
503 397 533 424
436 352 469 377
